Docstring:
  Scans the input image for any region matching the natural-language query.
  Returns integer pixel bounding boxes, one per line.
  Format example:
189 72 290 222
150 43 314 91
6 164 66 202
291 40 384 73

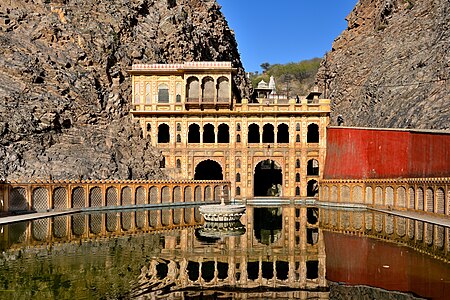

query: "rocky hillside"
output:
317 0 449 129
0 0 248 181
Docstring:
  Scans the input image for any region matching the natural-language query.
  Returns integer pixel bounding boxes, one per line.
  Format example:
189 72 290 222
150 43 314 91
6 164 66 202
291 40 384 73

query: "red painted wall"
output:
324 127 450 179
324 231 450 300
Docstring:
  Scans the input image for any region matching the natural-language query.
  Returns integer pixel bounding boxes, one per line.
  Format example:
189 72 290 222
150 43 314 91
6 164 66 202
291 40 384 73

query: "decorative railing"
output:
0 179 230 213
319 177 450 216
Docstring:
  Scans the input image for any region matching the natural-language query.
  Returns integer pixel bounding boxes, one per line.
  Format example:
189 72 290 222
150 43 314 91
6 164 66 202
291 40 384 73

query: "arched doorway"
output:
254 160 282 197
194 160 223 180
253 207 282 245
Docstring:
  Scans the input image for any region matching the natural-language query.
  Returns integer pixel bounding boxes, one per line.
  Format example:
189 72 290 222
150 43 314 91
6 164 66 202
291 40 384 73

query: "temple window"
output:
187 77 199 102
296 134 301 143
296 123 300 131
176 123 181 131
217 123 230 143
236 187 241 196
203 124 215 143
145 83 151 104
236 173 241 182
262 124 274 143
236 123 241 131
158 124 170 143
296 159 300 168
202 76 214 102
277 123 289 143
134 82 140 104
158 84 169 103
176 83 182 103
176 134 181 143
188 124 200 143
295 173 300 182
295 187 300 196
176 159 181 169
236 134 241 143
307 159 319 176
217 76 229 102
248 124 260 143
307 124 319 143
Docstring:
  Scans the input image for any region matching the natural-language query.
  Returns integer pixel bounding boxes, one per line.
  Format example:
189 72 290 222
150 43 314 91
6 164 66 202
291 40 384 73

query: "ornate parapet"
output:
319 177 450 216
0 179 231 214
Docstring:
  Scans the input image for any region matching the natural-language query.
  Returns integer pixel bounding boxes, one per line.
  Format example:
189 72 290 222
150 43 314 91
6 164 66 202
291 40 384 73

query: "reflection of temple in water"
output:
2 206 447 298
131 206 328 299
0 206 328 299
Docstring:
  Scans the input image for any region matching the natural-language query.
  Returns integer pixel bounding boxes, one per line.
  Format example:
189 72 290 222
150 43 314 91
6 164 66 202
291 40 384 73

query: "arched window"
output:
176 83 182 103
158 84 169 103
307 124 319 143
295 187 300 196
236 159 241 168
307 159 319 176
134 82 140 104
203 124 215 143
277 123 289 143
296 123 300 131
236 123 241 131
176 123 181 131
176 159 181 169
145 83 151 104
202 76 214 102
296 134 301 143
307 180 318 197
217 124 229 143
188 124 200 143
176 134 181 143
262 124 274 143
217 76 230 102
236 134 241 143
236 187 241 196
296 159 300 168
236 173 241 182
296 173 300 182
146 123 151 132
158 124 170 143
187 76 199 102
248 124 260 143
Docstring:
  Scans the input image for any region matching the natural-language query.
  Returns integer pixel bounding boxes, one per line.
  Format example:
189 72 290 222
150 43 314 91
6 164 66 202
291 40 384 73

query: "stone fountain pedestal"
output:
199 193 246 222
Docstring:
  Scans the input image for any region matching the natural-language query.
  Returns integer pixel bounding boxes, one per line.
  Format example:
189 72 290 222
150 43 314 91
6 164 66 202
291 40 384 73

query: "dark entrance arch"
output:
194 160 223 180
254 160 282 197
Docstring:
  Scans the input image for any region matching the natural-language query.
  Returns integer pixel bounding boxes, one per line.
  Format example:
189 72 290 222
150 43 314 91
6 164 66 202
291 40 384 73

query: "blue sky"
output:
216 0 358 72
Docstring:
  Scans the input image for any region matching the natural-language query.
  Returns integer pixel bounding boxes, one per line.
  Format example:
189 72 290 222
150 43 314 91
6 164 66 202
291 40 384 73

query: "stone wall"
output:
317 0 450 129
0 0 249 181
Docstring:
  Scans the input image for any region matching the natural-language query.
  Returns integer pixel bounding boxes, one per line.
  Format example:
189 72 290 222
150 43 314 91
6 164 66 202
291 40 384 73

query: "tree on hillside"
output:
249 58 322 97
260 62 270 73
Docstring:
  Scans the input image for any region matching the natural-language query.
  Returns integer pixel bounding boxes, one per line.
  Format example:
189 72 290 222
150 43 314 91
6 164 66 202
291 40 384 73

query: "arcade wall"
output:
323 127 450 179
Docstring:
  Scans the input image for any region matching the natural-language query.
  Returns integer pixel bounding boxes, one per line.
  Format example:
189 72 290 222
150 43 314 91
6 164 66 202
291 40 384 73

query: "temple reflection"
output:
0 206 449 299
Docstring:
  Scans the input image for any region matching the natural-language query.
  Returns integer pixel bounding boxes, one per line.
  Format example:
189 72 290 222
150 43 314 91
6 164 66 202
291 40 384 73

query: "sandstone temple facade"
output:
129 62 330 201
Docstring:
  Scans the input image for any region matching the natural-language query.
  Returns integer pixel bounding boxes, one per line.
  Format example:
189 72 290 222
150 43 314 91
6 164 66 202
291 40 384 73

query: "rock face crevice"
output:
317 0 449 129
0 0 249 181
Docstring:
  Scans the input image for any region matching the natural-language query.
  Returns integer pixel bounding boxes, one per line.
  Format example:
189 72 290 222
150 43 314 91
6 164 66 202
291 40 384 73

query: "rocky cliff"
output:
317 0 449 129
0 0 248 181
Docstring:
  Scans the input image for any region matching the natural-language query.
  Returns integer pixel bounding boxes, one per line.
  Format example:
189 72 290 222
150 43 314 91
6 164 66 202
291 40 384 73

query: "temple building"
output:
128 62 330 201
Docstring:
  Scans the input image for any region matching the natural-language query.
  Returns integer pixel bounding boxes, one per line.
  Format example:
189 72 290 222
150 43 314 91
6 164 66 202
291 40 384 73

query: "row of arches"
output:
25 208 204 242
156 123 320 144
186 76 230 102
320 209 449 254
7 184 228 212
321 184 450 215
